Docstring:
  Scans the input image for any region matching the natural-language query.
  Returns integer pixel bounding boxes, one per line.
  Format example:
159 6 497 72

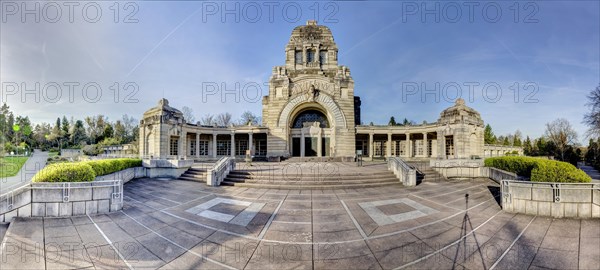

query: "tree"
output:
71 120 88 146
216 113 232 126
402 118 411 126
388 116 397 126
502 136 510 146
114 120 126 142
523 136 533 156
513 130 523 147
545 118 578 161
484 124 496 144
85 115 107 143
181 106 196 124
584 84 600 137
61 116 70 135
121 114 137 143
103 124 114 141
200 114 215 126
239 111 259 126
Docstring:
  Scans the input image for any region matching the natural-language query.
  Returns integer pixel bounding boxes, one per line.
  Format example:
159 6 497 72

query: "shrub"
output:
32 158 142 182
531 160 592 183
485 156 591 183
32 163 95 183
83 158 142 176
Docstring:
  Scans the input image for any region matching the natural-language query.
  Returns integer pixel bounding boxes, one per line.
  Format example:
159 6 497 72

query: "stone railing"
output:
430 159 483 178
0 180 123 222
501 180 600 218
481 167 517 184
207 157 236 186
0 166 149 222
388 157 417 186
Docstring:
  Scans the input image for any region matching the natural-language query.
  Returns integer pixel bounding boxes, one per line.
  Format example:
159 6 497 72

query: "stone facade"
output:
139 21 496 161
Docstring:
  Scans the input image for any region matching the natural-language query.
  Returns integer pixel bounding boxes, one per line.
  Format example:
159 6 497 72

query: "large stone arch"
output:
277 93 347 128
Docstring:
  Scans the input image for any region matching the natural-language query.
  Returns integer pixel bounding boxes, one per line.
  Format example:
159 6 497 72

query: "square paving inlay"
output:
359 198 438 226
185 198 265 226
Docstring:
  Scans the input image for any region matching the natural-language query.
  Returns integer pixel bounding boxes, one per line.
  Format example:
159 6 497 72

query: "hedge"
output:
32 163 96 183
32 158 142 182
485 156 591 183
82 158 142 176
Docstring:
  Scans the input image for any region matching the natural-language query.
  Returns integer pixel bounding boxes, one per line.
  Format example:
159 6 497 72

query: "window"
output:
255 140 267 156
319 50 327 64
295 50 303 64
427 140 432 157
190 140 196 156
292 110 329 128
374 141 385 156
416 140 423 156
199 141 209 156
307 50 315 62
236 140 248 156
445 136 454 157
217 140 231 156
170 137 179 156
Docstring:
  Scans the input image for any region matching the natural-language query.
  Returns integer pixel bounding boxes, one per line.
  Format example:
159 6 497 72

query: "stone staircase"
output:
406 161 447 184
178 167 208 182
0 222 8 245
220 163 401 189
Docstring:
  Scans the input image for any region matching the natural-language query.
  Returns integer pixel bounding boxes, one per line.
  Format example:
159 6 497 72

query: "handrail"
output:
387 157 417 186
206 157 236 186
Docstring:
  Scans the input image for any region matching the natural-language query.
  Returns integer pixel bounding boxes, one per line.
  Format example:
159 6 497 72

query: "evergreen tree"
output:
388 116 396 126
484 124 496 144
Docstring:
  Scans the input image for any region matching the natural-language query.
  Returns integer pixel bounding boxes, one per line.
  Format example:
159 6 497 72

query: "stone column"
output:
180 132 187 159
317 130 322 157
423 132 428 157
300 130 305 157
212 133 217 158
248 132 253 155
195 133 200 158
437 132 444 159
369 133 374 158
405 133 410 158
231 132 235 157
387 133 392 157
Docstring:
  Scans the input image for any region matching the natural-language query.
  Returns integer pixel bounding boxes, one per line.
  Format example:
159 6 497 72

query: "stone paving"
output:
1 163 599 269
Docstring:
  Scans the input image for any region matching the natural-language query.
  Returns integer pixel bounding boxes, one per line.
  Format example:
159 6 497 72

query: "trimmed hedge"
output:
83 158 142 176
32 158 142 182
485 156 591 183
32 163 96 183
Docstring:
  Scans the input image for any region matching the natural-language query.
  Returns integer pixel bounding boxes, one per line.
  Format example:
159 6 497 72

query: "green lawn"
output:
0 157 29 177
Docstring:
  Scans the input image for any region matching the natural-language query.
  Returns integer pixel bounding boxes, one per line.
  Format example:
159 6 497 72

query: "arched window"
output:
319 50 327 64
292 110 329 128
306 50 315 63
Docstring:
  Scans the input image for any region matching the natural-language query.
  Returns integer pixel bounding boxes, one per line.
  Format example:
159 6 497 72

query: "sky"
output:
1 1 599 143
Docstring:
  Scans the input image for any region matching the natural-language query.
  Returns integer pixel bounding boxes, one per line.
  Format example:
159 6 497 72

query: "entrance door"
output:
305 137 318 157
292 138 301 156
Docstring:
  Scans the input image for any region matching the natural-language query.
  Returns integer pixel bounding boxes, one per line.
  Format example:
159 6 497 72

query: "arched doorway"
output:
290 109 331 157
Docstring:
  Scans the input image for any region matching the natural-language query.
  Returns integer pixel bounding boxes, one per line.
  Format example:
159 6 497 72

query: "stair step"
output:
0 222 9 245
220 181 401 189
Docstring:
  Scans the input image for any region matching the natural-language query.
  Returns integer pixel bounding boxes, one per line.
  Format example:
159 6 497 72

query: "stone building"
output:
139 21 492 161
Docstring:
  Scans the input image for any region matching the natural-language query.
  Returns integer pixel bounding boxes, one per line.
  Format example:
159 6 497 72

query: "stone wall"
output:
481 167 517 184
0 167 147 222
501 180 600 218
430 159 484 178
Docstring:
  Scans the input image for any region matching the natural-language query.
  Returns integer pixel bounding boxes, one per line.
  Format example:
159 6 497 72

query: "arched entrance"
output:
290 108 331 157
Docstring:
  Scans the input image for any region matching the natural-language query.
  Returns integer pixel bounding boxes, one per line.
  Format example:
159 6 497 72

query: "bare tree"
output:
200 114 215 126
181 106 196 124
584 85 600 138
216 113 232 126
545 118 578 161
238 111 259 126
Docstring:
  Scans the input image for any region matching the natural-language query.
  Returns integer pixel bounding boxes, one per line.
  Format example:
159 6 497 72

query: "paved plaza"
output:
1 162 599 269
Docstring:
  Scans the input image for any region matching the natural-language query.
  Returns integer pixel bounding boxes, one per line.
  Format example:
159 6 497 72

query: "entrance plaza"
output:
1 162 598 269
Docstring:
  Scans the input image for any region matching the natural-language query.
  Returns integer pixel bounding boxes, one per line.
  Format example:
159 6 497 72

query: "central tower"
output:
262 20 357 159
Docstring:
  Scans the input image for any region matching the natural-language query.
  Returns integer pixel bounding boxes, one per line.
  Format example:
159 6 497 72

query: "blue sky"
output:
1 1 598 143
